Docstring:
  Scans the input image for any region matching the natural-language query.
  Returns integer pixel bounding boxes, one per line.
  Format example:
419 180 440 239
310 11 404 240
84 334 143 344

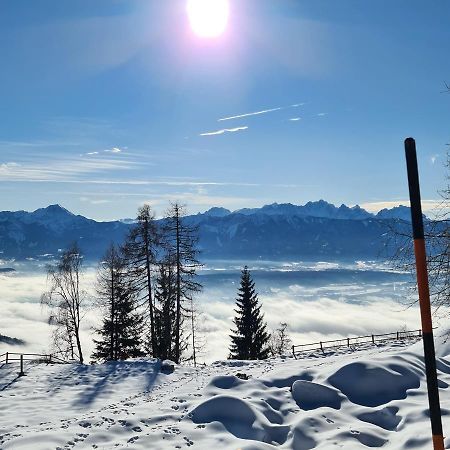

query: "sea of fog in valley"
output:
0 259 430 363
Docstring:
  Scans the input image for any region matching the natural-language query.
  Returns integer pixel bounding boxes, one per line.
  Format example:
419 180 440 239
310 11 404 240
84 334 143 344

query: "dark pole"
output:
19 354 24 377
405 137 444 450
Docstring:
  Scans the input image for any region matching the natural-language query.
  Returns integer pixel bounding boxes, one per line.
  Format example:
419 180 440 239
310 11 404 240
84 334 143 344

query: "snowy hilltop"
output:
1 330 448 449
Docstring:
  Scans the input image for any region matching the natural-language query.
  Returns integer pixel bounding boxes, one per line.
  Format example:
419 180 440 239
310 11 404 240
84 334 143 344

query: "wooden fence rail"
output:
292 329 422 358
0 352 70 366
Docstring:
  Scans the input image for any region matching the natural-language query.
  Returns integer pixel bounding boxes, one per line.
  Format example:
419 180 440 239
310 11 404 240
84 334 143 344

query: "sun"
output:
186 0 230 39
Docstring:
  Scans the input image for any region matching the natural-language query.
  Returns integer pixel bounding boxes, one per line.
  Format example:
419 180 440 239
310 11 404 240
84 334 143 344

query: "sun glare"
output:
187 0 230 38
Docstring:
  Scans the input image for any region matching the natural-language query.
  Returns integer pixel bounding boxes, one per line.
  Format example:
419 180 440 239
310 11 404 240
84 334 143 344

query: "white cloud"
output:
289 117 302 122
79 197 111 205
0 162 20 170
316 112 327 117
104 147 122 153
0 153 138 183
200 126 248 137
2 267 431 363
218 103 305 122
431 154 439 164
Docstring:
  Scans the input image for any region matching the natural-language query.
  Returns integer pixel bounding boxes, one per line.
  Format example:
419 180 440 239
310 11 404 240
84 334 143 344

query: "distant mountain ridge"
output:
0 201 413 261
200 200 415 222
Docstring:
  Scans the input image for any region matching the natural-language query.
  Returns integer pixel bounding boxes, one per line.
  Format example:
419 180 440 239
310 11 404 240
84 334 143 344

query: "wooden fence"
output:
0 352 70 376
292 329 422 358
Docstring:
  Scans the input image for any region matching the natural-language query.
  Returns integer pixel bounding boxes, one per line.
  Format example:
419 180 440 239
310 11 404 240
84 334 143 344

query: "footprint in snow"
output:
78 421 92 428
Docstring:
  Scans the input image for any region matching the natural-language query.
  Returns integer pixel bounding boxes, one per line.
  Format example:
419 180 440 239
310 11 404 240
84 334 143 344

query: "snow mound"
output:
209 375 244 389
328 361 420 407
291 380 343 410
357 406 401 430
190 395 263 440
263 371 314 388
190 395 290 445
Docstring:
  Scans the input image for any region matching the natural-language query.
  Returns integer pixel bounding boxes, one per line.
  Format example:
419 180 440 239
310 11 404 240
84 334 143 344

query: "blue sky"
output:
0 0 449 220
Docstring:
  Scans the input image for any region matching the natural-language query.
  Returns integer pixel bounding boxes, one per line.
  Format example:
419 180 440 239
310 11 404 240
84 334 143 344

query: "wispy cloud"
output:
80 197 112 205
0 140 82 149
200 126 248 137
431 154 439 165
104 147 122 153
317 112 327 117
84 147 123 157
0 155 137 183
218 103 305 122
289 117 302 122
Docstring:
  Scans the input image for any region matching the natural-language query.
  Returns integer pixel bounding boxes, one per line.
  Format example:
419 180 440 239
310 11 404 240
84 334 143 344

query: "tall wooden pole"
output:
405 137 444 450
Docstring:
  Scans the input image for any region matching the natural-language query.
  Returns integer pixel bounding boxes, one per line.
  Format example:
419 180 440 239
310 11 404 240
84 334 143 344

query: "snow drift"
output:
0 332 449 449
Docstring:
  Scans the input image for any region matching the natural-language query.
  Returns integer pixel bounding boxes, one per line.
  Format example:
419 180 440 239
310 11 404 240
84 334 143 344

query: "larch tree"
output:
122 204 160 357
163 203 202 363
93 244 143 362
229 266 270 360
153 260 177 361
42 242 86 364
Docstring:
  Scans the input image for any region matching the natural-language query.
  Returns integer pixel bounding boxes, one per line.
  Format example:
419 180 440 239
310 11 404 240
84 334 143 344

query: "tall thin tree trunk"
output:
175 209 181 363
191 297 196 367
75 269 84 364
146 247 155 356
110 268 115 361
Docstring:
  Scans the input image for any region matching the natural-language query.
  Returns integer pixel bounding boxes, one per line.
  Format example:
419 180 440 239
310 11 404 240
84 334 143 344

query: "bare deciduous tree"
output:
268 322 292 357
387 152 449 313
42 242 86 363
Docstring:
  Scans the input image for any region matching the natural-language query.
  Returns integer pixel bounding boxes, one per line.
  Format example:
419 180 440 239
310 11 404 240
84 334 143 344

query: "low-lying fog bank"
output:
0 260 433 362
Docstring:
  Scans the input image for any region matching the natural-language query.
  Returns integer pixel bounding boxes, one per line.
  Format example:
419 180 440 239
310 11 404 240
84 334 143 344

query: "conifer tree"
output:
163 203 202 363
122 205 160 356
154 261 177 361
93 244 143 362
229 266 270 360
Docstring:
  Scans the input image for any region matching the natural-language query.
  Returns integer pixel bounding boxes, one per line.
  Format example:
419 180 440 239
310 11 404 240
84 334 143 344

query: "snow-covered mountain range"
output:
0 201 413 261
201 201 413 222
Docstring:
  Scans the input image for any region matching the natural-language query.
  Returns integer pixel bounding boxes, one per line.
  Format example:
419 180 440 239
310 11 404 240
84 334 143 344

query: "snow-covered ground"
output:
1 332 450 449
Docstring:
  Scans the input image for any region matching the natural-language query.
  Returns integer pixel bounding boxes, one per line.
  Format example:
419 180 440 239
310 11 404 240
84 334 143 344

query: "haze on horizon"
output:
0 0 449 221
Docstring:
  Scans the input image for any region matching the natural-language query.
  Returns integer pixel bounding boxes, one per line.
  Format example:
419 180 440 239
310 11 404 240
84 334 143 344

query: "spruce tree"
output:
154 262 177 361
93 244 143 362
229 266 270 360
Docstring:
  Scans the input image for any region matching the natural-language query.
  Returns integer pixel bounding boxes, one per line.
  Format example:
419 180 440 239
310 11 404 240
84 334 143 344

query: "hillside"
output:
0 201 412 261
0 331 448 449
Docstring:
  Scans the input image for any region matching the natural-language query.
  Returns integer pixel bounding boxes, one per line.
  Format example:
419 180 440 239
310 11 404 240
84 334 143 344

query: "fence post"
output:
372 334 375 344
405 137 444 450
320 342 324 353
5 352 8 364
18 354 24 377
347 338 350 347
397 331 399 340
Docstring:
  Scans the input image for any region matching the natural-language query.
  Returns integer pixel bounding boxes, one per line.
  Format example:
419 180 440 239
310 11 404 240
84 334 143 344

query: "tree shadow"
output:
45 359 162 407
